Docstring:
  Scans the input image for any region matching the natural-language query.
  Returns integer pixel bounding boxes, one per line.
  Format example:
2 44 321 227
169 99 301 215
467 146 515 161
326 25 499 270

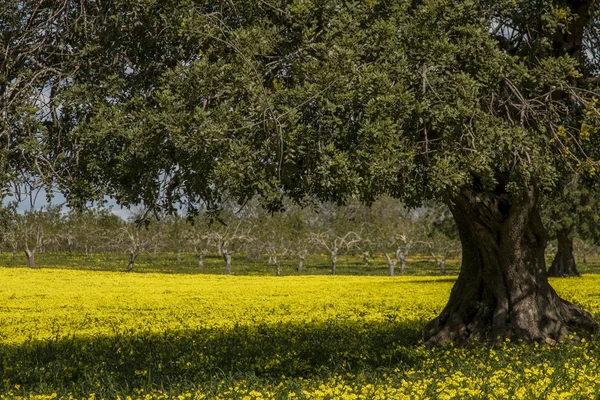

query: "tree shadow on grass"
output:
0 320 423 397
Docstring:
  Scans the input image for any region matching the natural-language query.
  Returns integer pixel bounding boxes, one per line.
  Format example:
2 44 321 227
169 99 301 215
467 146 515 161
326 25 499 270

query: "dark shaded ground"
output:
1 319 422 397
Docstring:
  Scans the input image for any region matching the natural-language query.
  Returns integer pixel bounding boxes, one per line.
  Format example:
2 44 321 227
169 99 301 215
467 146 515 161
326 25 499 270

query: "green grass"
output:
0 251 463 276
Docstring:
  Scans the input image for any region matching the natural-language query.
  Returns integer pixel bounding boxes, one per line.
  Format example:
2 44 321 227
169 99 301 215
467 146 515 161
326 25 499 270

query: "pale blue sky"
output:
7 189 132 220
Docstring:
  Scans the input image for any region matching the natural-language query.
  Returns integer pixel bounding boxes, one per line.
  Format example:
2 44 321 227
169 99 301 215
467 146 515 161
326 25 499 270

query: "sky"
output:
7 189 133 220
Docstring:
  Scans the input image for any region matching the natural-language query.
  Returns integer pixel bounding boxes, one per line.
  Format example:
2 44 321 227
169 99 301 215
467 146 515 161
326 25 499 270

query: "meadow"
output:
2 254 600 399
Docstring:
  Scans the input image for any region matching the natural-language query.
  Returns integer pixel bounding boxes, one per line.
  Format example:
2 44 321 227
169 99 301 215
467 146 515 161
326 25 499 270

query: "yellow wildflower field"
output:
1 269 600 399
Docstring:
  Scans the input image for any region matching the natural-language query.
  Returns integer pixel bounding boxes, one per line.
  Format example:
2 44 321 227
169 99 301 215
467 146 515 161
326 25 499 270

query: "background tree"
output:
184 216 212 269
308 203 363 275
16 206 62 268
65 208 121 256
422 205 461 276
202 207 253 275
115 217 160 272
283 205 312 273
368 197 422 276
574 237 598 265
542 177 600 276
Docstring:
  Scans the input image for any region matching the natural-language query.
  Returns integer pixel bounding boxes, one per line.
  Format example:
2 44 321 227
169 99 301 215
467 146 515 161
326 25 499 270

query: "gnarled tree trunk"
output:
548 228 579 277
423 185 598 346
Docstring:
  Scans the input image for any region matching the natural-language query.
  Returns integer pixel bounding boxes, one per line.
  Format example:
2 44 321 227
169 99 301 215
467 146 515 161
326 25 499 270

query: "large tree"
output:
1 1 75 207
48 0 600 344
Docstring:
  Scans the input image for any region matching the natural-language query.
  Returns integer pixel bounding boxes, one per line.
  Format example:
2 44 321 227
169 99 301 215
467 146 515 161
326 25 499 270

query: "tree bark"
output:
223 251 232 275
177 249 181 262
385 253 397 276
275 259 281 276
24 249 36 269
549 229 579 277
298 256 305 273
439 253 447 276
423 185 598 345
85 244 89 257
363 252 370 266
127 251 137 272
582 251 587 265
400 256 407 274
331 252 337 275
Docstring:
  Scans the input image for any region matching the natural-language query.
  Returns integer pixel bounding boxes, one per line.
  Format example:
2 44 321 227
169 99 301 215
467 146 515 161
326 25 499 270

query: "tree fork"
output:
423 185 598 345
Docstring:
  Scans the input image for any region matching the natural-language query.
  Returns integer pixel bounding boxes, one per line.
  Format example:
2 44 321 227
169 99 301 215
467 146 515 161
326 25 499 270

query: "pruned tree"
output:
116 218 161 272
368 197 423 276
184 219 211 269
310 230 361 275
285 205 312 273
12 205 62 268
422 205 461 276
65 208 121 256
161 215 188 261
204 214 253 275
